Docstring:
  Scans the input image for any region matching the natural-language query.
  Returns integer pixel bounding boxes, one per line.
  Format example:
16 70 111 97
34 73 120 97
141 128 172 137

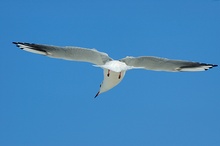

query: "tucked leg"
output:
107 69 110 77
118 72 121 79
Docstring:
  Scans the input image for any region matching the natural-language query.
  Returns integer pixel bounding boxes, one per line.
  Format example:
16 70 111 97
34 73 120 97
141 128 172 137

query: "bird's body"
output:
94 60 131 72
13 42 217 97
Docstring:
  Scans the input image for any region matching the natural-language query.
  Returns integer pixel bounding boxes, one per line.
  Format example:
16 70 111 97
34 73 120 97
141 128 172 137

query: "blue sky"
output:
1 0 220 145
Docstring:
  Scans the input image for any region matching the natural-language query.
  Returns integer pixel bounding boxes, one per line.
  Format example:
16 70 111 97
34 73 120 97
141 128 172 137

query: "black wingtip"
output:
204 64 218 71
12 42 19 45
13 42 25 44
12 42 22 48
12 42 25 48
201 63 218 70
207 64 218 70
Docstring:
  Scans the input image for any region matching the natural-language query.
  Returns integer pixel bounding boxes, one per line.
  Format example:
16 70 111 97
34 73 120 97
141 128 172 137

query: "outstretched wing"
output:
13 42 112 65
120 56 217 72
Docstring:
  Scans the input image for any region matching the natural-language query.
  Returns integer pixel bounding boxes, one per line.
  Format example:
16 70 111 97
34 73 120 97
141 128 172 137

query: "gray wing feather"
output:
13 42 112 65
120 56 217 72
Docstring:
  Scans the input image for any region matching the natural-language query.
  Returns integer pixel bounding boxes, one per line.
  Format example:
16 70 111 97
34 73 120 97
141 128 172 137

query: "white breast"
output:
94 60 131 72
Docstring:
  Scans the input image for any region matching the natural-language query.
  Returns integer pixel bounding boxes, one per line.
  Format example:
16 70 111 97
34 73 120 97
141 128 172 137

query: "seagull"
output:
13 42 218 97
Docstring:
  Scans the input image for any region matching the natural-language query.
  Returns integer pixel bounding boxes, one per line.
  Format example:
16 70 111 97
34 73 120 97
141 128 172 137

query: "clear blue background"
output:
1 0 219 145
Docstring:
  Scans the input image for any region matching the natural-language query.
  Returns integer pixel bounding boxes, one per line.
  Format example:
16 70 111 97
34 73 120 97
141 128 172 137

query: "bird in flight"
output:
13 42 217 97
